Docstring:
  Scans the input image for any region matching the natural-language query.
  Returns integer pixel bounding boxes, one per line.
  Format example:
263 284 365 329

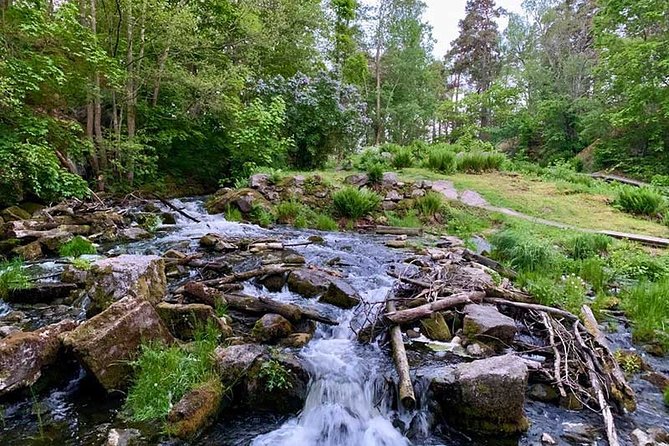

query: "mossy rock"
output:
205 188 270 215
167 378 224 439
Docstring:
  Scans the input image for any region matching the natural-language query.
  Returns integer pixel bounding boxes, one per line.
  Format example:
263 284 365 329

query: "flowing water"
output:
1 198 668 446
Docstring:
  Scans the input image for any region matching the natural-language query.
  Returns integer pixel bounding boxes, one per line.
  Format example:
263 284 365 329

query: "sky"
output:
363 0 526 58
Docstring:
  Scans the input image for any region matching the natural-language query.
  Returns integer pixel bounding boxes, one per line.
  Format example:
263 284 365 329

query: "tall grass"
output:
125 323 220 422
426 146 456 173
386 211 422 228
491 230 558 272
455 151 506 173
0 259 30 299
332 187 381 219
562 233 611 260
274 200 305 224
622 278 669 351
614 187 667 216
391 147 414 169
314 214 338 231
366 163 384 184
224 205 243 222
414 192 443 217
58 236 97 258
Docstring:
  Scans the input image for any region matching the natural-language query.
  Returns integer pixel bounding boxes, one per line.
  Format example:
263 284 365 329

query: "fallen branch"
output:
200 265 294 286
484 298 578 320
150 193 200 223
386 299 415 410
384 291 485 325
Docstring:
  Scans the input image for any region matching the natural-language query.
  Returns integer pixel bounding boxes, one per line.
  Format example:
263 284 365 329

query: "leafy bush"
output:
366 163 384 185
426 146 457 173
622 279 669 351
391 147 414 169
386 210 422 228
562 233 611 260
614 187 667 216
125 323 220 422
354 147 389 170
258 359 293 392
332 187 381 219
252 206 276 228
609 243 669 282
519 272 587 313
58 236 96 258
0 259 30 299
455 151 506 173
415 192 443 217
314 214 338 231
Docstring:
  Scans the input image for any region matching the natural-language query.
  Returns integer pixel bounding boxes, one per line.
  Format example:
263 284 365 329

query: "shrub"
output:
0 259 30 299
332 187 381 219
366 163 384 185
354 147 389 170
275 200 304 224
252 206 275 228
622 278 669 351
258 359 293 392
125 323 220 422
614 187 667 216
609 243 669 282
415 192 443 217
519 272 587 313
138 214 162 233
455 151 506 173
386 210 422 228
58 236 96 258
314 214 338 231
391 147 414 169
426 146 456 173
562 233 612 260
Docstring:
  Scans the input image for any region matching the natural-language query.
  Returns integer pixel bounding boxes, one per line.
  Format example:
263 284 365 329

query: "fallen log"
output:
384 291 485 325
462 249 517 279
386 299 415 409
484 298 578 320
200 265 295 286
150 193 200 223
184 281 338 326
375 226 423 236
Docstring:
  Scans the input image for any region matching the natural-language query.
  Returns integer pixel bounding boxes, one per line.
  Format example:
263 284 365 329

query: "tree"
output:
448 0 502 136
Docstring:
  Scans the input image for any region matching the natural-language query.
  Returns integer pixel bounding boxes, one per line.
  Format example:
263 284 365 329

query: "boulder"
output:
84 255 166 313
205 188 269 215
256 272 287 292
252 314 294 342
381 172 399 188
156 302 232 340
105 428 143 446
561 422 599 444
118 227 152 242
428 354 529 435
161 212 177 225
463 304 517 349
1 206 31 222
287 268 361 308
12 240 43 260
5 282 77 304
249 174 270 189
385 190 403 201
319 281 361 309
215 344 308 413
60 297 174 391
345 174 369 187
280 332 313 348
167 378 223 439
0 319 77 396
420 312 452 342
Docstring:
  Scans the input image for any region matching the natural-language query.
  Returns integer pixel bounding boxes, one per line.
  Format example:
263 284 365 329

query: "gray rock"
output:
105 428 142 446
0 319 77 396
319 280 361 309
463 304 517 349
156 302 232 340
561 422 600 444
385 190 403 201
84 255 167 313
541 433 557 445
428 354 529 435
119 227 152 241
60 297 174 391
420 312 452 342
252 314 294 342
382 172 399 188
382 201 398 211
249 173 270 189
12 240 43 260
345 174 369 187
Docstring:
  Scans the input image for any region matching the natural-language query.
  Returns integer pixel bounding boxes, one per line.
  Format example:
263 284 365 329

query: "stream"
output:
1 198 668 445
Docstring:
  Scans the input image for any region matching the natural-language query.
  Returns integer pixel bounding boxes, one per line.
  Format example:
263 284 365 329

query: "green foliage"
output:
138 214 163 234
426 146 457 173
664 387 669 407
71 257 92 271
258 359 293 392
332 187 381 219
613 350 643 375
275 200 305 224
229 97 292 181
252 206 276 228
491 230 558 272
353 147 389 171
58 236 96 258
455 151 506 173
609 243 669 282
614 187 667 217
391 147 414 169
519 272 587 314
125 323 220 422
386 211 422 228
622 279 669 352
441 204 492 239
0 259 30 300
415 192 443 217
224 206 243 222
562 233 611 260
366 163 384 185
576 257 609 293
314 214 339 231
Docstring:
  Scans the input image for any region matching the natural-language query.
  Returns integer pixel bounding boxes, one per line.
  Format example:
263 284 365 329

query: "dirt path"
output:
430 180 669 248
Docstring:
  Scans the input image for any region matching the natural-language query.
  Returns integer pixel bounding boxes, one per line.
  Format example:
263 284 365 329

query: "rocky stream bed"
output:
0 196 668 446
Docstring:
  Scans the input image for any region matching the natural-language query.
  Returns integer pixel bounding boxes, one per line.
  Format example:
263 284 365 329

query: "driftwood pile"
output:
359 243 635 446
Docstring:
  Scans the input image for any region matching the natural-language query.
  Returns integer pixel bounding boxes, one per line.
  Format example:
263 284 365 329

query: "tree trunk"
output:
152 46 170 106
384 291 485 325
386 300 415 409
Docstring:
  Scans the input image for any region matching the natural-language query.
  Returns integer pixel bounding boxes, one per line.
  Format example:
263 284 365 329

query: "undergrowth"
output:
58 236 96 258
622 279 669 352
332 187 381 219
0 259 30 299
